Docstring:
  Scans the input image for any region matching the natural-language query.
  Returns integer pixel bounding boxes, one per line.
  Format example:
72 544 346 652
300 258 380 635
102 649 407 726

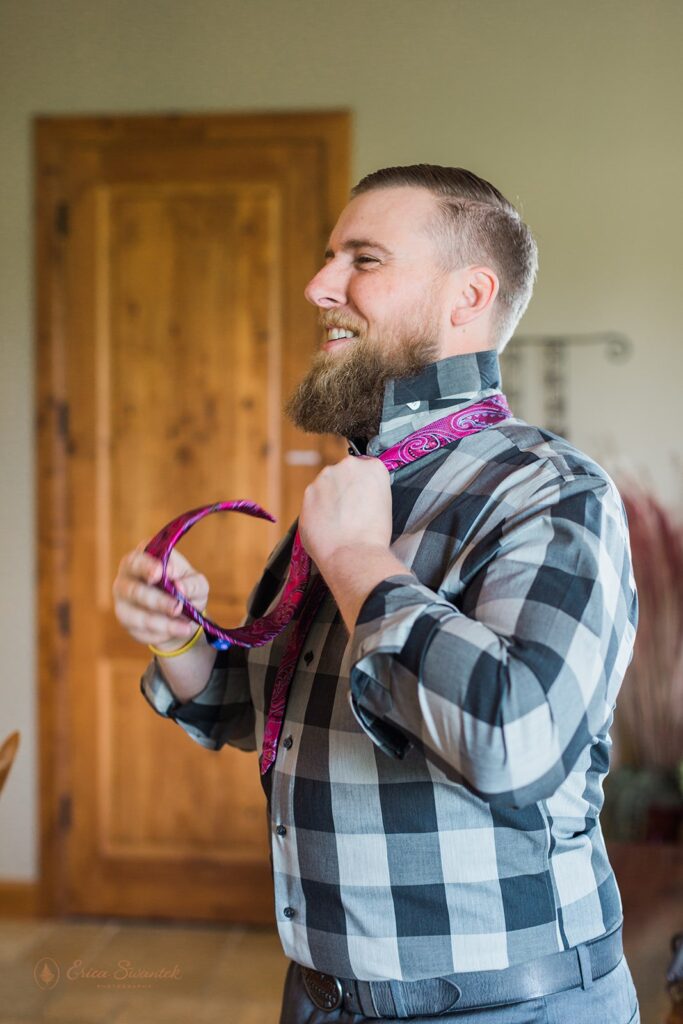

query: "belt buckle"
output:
301 967 344 1011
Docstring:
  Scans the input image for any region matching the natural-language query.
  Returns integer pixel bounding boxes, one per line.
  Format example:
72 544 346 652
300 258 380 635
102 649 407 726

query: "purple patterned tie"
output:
144 393 512 773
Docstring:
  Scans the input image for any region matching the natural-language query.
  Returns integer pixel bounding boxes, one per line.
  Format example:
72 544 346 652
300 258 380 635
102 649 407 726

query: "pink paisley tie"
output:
144 393 512 774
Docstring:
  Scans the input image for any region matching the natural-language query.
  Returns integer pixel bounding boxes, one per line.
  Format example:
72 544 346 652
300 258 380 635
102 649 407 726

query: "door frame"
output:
34 109 351 915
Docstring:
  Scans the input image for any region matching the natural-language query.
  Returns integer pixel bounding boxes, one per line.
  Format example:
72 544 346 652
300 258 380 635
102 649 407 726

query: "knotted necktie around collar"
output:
145 393 512 774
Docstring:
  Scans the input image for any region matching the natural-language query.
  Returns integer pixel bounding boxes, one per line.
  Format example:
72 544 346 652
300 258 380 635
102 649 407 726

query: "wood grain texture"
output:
35 111 350 922
0 882 42 917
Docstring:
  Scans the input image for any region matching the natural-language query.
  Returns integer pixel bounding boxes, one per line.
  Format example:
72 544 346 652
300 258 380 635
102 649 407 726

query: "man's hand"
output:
113 544 217 704
298 455 393 571
299 455 412 633
113 544 209 652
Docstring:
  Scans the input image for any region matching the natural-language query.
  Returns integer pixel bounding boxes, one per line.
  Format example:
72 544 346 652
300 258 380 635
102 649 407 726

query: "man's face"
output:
285 187 449 438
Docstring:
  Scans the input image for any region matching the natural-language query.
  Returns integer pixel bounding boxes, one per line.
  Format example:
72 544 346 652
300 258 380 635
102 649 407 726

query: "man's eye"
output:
354 256 379 267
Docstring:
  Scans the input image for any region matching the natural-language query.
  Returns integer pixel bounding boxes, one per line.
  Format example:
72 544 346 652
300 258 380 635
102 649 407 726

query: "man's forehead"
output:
328 186 438 251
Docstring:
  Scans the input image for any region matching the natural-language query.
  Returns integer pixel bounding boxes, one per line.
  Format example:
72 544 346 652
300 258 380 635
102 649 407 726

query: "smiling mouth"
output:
325 327 359 342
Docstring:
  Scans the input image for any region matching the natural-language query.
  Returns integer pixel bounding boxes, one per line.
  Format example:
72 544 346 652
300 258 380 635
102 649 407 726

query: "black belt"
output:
300 924 623 1017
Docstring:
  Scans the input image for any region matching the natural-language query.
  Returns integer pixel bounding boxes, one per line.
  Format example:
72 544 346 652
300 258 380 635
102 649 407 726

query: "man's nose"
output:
304 262 348 308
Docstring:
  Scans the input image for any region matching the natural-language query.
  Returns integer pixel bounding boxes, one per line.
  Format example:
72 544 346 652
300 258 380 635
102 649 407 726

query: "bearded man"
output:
113 165 640 1023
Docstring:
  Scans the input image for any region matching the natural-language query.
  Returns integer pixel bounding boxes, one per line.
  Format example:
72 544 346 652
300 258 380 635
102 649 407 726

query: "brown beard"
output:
285 329 440 439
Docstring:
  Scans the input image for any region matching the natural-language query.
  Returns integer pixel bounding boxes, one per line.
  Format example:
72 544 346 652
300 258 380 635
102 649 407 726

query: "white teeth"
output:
327 328 357 341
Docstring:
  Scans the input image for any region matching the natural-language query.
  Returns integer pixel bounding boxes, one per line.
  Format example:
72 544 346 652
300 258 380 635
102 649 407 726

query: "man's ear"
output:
449 267 499 328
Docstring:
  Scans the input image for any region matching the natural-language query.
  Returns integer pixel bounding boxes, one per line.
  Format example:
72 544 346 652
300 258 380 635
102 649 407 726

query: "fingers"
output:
125 546 165 586
165 548 199 580
113 575 192 640
113 545 208 647
173 572 209 610
117 602 197 647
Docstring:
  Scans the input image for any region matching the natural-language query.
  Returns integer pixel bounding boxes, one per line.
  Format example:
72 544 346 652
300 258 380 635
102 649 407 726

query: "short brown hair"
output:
351 165 538 351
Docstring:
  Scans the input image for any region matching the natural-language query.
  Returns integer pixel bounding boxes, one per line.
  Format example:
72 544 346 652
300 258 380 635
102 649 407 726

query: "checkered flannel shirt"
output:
141 350 638 982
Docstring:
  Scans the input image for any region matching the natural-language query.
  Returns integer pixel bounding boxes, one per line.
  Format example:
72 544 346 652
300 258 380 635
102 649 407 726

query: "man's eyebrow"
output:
323 238 393 259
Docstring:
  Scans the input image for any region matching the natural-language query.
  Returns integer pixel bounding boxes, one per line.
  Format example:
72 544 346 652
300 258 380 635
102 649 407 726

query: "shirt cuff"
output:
140 648 259 753
139 658 216 717
140 659 182 717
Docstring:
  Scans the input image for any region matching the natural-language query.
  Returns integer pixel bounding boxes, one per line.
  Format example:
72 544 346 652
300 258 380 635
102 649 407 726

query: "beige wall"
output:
1 0 681 882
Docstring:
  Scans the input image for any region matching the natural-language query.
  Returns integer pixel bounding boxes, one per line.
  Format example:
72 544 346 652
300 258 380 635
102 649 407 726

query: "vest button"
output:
283 906 296 919
283 736 293 750
276 825 287 837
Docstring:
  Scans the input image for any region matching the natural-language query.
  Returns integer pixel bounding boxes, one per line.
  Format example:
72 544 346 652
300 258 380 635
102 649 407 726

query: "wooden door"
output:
36 112 349 921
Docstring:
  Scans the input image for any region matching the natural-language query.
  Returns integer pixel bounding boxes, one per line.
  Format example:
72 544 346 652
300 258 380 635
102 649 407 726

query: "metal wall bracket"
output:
501 332 632 437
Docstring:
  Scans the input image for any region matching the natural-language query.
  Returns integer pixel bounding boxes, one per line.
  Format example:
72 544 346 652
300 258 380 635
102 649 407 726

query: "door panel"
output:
104 183 281 620
36 112 350 920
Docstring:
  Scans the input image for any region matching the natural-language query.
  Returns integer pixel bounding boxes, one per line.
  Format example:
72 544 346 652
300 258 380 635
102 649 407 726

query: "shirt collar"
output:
349 350 502 457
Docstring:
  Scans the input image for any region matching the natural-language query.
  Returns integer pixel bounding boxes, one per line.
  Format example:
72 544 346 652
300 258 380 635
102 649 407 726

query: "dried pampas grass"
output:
618 483 683 773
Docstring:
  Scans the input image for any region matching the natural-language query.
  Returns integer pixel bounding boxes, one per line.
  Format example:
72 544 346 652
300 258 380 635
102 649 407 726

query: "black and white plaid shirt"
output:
142 350 638 982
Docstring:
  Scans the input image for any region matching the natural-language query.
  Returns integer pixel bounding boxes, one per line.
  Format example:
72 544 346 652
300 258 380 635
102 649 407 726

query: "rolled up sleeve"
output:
348 475 638 808
140 648 256 752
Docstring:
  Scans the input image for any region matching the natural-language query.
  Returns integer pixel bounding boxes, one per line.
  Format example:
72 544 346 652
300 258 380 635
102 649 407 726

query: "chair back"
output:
0 731 20 797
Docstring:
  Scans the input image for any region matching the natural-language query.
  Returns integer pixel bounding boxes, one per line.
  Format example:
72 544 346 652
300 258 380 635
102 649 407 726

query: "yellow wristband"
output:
149 622 204 659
